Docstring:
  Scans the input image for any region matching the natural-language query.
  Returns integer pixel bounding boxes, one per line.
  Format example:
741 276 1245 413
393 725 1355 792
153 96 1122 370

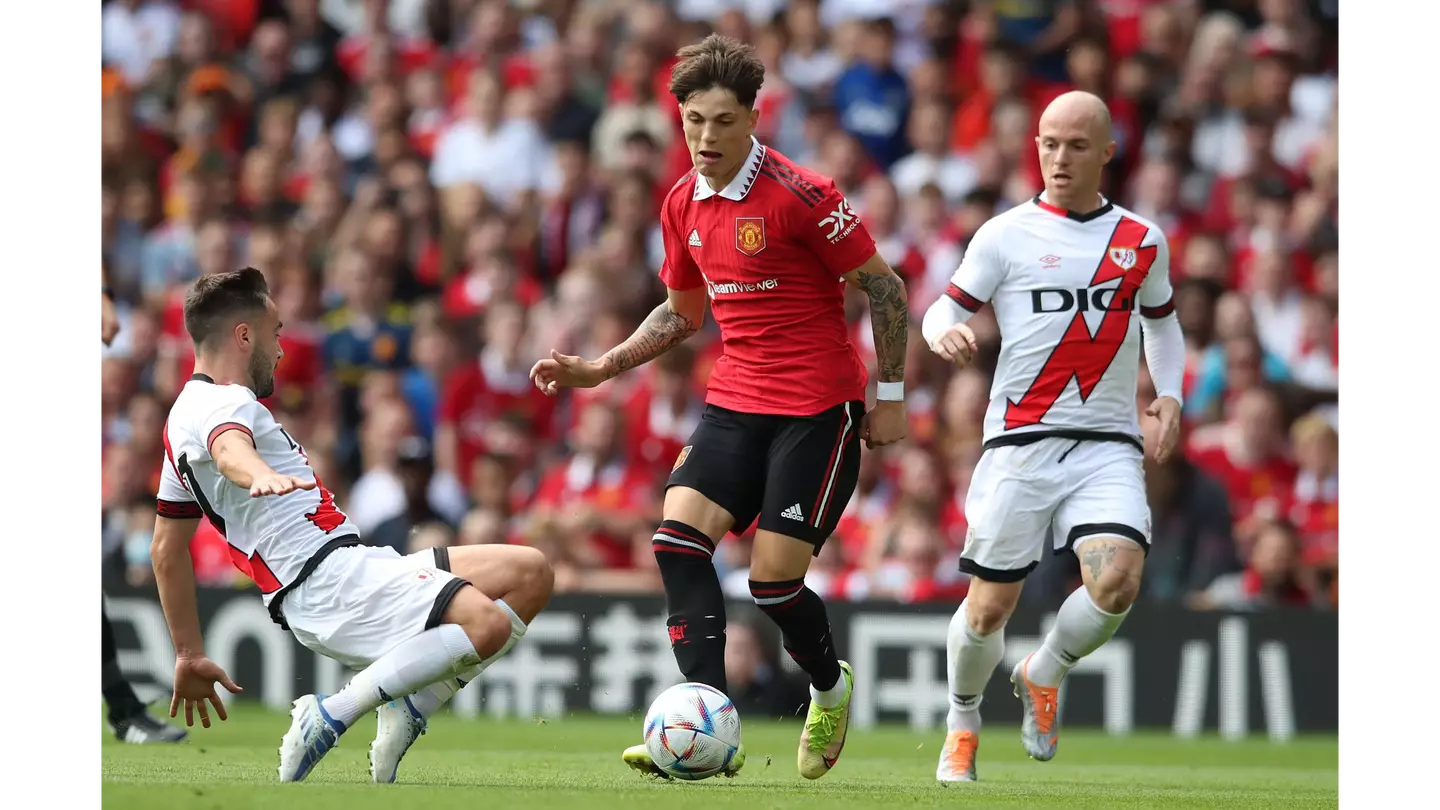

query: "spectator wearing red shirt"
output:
1191 518 1322 611
436 300 556 489
1187 386 1298 533
524 400 656 572
1287 413 1338 570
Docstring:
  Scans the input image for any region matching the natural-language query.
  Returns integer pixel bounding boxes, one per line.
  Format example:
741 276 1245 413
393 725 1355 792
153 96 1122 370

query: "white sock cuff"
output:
493 598 527 637
1078 586 1130 621
438 622 480 667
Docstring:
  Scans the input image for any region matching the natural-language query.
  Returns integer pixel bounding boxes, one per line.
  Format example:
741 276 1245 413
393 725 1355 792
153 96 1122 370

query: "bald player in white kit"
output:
150 268 554 783
921 92 1186 782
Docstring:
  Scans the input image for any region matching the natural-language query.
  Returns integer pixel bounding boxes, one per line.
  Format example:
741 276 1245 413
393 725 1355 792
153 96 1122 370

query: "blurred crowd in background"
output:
100 0 1339 621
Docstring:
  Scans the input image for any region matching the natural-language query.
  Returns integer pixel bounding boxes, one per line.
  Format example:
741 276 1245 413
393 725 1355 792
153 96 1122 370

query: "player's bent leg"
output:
369 548 553 783
438 544 556 623
624 486 746 780
749 531 852 780
943 440 1058 779
272 547 502 782
1016 535 1144 763
938 577 1023 783
656 485 737 691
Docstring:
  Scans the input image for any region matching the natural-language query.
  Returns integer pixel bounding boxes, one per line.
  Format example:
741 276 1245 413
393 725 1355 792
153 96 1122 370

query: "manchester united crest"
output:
735 217 766 256
1108 247 1138 270
673 445 692 472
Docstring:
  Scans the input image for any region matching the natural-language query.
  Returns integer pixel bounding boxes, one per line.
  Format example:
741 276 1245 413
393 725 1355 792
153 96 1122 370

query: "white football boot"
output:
370 697 428 783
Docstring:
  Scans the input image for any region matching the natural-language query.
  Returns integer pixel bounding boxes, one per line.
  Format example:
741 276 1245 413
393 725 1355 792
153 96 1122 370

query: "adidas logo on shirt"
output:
688 229 703 247
782 503 804 521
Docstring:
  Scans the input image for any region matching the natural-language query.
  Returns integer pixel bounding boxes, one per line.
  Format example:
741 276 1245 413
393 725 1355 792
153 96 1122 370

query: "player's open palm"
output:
249 472 316 498
930 323 978 367
171 656 242 729
530 350 607 395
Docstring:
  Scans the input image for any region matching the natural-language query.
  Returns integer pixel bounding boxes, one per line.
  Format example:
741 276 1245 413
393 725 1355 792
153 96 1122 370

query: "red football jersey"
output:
658 138 878 416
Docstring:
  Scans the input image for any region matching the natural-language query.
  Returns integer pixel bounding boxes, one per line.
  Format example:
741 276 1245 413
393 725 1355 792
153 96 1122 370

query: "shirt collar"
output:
693 137 767 202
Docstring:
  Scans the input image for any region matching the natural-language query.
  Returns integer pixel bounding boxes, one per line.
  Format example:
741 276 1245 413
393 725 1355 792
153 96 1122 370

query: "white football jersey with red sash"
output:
945 194 1174 448
157 374 359 617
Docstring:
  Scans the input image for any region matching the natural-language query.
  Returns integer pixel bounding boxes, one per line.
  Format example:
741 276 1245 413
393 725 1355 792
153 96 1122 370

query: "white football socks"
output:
1027 586 1129 688
322 623 479 728
400 598 528 718
946 600 1005 735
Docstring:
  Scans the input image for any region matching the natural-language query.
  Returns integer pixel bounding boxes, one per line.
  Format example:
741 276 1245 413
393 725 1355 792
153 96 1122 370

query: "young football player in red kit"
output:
531 35 910 781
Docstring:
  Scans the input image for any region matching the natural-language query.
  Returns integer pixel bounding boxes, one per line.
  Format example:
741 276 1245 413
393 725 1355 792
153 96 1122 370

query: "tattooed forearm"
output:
857 271 910 382
599 302 698 379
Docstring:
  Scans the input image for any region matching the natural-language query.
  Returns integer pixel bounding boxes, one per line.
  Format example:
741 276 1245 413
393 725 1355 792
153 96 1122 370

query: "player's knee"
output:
1087 570 1140 614
964 580 1023 634
447 590 517 658
964 598 1013 635
1077 537 1145 613
513 546 555 617
748 531 815 582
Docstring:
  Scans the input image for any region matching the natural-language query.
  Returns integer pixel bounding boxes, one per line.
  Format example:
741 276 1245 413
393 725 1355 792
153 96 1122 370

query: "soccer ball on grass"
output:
642 682 742 780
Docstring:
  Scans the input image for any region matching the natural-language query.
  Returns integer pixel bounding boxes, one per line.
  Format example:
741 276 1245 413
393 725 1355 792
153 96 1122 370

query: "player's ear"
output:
748 106 759 133
1103 140 1117 165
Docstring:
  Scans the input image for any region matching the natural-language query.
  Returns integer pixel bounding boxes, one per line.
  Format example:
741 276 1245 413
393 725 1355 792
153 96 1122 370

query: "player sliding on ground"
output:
922 91 1186 783
150 268 555 784
530 34 910 781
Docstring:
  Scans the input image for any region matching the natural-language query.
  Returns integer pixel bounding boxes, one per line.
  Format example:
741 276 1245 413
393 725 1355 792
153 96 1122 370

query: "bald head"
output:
1035 91 1117 211
1041 91 1113 140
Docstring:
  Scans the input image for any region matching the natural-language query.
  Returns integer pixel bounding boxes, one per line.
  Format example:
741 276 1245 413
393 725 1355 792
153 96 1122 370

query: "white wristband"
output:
876 381 905 402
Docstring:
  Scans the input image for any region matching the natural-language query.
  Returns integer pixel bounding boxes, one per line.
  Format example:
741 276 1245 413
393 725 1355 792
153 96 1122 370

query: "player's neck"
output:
1043 188 1105 214
192 358 251 391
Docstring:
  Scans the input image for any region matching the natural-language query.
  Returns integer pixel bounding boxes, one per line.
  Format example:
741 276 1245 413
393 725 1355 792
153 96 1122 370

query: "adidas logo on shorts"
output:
688 229 703 247
782 503 804 521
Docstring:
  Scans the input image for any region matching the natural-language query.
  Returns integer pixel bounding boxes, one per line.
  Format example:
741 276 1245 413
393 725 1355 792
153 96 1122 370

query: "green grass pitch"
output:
102 704 1337 809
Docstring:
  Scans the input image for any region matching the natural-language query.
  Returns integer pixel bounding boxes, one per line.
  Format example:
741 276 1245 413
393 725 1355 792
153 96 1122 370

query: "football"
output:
642 683 742 780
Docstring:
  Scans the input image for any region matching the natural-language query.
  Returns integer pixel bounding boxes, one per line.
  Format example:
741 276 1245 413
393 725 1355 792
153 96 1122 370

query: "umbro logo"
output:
1041 254 1060 269
782 503 805 521
688 229 703 247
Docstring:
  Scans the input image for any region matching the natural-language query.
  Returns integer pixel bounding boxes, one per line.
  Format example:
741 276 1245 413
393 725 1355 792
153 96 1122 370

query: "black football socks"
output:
653 520 728 692
749 577 842 692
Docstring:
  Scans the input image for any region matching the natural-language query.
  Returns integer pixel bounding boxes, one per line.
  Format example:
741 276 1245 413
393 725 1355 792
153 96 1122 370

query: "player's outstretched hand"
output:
1145 396 1182 464
863 400 908 449
529 350 607 395
249 472 317 498
930 323 978 367
171 655 243 729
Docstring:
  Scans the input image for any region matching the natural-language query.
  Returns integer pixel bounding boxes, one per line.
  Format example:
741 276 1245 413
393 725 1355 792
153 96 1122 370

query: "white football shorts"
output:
961 437 1150 582
282 545 469 669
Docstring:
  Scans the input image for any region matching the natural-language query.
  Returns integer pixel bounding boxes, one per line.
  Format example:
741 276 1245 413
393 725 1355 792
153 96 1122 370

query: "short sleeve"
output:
658 194 704 290
802 183 879 276
156 455 202 519
945 219 1008 313
1139 230 1176 318
196 393 267 462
